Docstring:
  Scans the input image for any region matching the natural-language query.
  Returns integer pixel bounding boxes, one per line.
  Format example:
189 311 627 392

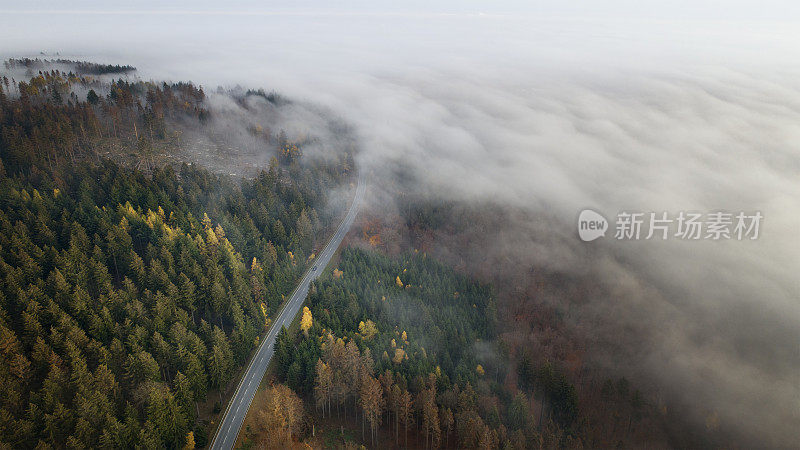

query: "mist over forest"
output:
1 2 798 448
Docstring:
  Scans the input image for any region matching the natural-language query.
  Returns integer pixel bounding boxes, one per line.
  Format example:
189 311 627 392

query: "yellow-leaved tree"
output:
182 431 195 450
393 348 406 364
300 306 313 335
358 319 378 340
248 384 304 448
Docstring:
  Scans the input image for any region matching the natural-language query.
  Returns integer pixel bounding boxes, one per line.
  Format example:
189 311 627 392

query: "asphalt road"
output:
209 177 365 450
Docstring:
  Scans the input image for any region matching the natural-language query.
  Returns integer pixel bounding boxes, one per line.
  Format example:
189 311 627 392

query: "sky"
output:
1 1 799 446
7 0 800 19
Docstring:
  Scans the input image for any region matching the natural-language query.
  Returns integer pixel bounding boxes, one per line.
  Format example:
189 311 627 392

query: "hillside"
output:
0 59 354 448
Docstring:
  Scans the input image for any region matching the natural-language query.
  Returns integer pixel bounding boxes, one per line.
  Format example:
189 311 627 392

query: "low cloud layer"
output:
347 66 799 446
2 6 798 446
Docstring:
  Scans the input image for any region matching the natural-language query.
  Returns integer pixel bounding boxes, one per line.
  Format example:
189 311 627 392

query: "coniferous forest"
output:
0 59 353 448
250 247 583 449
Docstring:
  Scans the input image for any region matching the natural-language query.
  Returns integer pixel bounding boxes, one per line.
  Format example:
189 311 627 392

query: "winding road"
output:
209 177 365 450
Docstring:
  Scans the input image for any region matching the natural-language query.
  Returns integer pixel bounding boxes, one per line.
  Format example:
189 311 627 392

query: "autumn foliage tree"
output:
300 306 313 336
248 384 305 448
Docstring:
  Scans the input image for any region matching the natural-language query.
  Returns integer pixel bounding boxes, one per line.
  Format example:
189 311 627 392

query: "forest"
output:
241 247 584 449
4 58 136 75
0 60 353 448
343 192 675 448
